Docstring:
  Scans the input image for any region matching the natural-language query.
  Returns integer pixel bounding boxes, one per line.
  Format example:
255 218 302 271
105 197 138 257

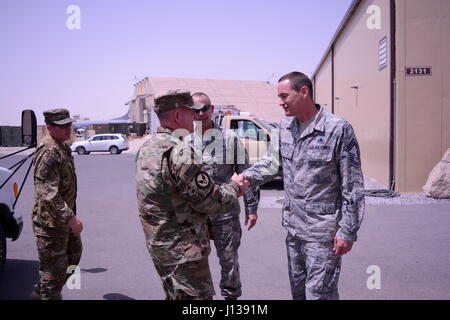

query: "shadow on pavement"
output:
81 268 108 274
0 259 39 300
103 293 136 300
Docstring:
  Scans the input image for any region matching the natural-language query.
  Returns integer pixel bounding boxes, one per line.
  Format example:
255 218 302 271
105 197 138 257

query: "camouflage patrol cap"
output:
43 108 73 125
154 90 204 114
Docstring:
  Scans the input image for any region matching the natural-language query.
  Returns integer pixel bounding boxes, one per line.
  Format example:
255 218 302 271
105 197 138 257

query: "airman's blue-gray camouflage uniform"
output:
186 122 260 299
243 105 365 300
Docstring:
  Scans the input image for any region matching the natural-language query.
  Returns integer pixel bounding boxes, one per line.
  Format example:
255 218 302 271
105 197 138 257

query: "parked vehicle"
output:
0 110 36 274
214 114 282 183
211 105 240 126
219 115 275 164
70 133 129 155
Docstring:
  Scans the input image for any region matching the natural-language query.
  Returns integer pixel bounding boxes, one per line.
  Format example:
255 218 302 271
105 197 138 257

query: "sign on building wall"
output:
379 36 388 71
405 67 432 76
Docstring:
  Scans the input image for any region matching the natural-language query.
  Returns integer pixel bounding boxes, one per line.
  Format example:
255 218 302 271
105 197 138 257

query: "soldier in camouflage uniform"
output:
185 92 260 300
136 91 242 300
31 109 83 300
242 72 365 300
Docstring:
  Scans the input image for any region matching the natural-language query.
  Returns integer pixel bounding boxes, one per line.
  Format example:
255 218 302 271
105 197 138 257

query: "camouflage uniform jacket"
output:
186 122 259 221
244 105 365 242
32 135 77 237
136 127 239 266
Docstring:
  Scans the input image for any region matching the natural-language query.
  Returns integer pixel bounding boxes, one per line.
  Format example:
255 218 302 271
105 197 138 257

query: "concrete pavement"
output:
1 154 449 300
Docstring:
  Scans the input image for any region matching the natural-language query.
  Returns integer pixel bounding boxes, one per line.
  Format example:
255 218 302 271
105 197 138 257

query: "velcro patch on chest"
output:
183 164 200 181
309 145 331 150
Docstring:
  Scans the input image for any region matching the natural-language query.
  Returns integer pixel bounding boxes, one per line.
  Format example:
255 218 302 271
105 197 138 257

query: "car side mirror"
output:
21 110 37 147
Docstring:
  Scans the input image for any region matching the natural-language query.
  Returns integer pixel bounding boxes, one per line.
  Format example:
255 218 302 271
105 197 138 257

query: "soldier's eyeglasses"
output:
51 123 72 129
195 104 212 113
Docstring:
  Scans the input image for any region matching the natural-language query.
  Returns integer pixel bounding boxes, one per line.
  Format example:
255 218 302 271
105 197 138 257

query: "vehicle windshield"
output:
254 118 275 132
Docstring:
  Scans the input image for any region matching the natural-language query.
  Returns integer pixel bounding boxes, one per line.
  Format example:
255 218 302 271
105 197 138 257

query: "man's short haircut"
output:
278 72 314 99
192 92 211 104
192 92 209 98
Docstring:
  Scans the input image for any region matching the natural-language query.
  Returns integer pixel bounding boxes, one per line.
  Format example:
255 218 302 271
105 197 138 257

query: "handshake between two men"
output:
231 173 251 197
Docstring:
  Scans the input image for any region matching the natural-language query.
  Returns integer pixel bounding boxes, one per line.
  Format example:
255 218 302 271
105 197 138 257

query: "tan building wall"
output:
333 0 391 188
314 0 392 188
314 52 333 110
395 0 450 192
313 0 450 192
126 80 151 125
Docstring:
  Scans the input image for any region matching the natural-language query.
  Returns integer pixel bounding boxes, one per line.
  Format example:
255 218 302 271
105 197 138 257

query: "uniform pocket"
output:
322 256 341 295
305 242 341 298
307 147 332 161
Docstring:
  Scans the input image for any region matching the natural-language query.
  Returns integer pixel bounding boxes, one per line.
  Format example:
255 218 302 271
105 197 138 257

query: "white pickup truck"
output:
0 110 36 274
218 115 275 164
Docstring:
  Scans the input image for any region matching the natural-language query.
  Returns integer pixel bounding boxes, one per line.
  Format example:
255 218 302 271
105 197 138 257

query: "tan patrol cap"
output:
43 108 73 125
154 90 204 114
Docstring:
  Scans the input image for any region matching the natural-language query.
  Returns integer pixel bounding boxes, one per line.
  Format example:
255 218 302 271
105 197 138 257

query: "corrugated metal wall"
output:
0 126 22 147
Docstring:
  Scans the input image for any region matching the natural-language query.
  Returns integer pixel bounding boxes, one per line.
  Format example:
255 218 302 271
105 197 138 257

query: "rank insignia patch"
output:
346 139 361 167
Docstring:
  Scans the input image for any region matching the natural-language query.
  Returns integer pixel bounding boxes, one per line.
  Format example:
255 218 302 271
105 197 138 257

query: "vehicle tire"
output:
0 223 6 276
76 147 87 155
109 146 119 155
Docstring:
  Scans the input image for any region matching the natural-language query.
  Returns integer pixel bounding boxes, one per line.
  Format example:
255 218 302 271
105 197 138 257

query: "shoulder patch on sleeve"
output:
35 150 60 180
195 171 212 189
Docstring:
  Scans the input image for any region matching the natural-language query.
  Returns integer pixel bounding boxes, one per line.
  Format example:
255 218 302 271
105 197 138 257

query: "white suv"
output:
70 134 129 155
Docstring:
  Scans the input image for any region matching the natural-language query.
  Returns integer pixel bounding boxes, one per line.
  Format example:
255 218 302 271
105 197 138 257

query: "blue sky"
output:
0 0 353 125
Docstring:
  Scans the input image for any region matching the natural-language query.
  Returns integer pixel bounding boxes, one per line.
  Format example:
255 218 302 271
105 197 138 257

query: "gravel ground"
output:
363 176 450 205
364 191 450 205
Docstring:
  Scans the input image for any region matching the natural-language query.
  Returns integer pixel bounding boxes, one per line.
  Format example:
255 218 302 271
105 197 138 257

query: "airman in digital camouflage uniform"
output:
136 91 242 300
242 72 365 300
31 108 83 300
185 92 260 300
